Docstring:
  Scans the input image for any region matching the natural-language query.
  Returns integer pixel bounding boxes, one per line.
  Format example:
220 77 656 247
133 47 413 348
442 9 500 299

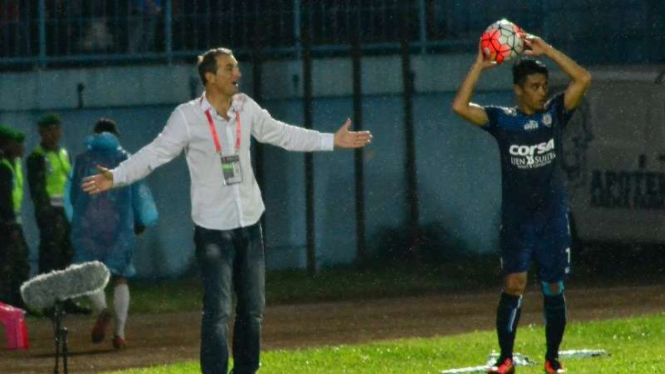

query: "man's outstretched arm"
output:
82 109 189 195
81 165 113 195
251 98 371 151
524 35 591 111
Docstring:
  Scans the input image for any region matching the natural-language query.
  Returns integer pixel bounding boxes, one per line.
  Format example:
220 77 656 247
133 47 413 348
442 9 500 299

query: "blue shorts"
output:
500 210 572 283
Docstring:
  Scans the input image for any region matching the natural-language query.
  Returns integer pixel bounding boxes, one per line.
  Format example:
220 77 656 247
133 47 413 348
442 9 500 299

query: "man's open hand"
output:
82 165 114 195
333 119 372 149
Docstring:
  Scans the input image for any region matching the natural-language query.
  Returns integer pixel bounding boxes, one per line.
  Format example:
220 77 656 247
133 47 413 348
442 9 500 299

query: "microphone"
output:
20 261 110 309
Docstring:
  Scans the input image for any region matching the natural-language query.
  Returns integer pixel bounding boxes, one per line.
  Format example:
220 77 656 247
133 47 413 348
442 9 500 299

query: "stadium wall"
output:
0 53 515 111
0 53 519 278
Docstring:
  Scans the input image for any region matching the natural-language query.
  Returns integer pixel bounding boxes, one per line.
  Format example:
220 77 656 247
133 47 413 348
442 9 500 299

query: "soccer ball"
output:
480 19 525 64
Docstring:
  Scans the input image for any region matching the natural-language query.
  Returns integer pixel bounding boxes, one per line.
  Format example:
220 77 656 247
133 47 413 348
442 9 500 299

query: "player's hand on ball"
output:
475 43 497 69
523 34 551 57
82 165 114 195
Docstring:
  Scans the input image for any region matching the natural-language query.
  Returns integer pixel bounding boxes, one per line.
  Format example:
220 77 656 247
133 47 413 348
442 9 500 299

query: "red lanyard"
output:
205 109 241 154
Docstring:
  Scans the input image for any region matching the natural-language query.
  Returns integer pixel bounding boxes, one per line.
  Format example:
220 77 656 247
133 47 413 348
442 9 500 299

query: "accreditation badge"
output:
221 155 243 185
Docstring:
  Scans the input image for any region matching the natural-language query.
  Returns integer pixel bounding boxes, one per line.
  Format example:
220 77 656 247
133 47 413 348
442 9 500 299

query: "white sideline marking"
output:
440 349 608 374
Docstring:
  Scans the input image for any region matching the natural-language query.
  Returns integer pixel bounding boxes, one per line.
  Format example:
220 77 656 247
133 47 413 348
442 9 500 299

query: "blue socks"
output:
496 292 523 359
496 286 567 361
544 293 567 360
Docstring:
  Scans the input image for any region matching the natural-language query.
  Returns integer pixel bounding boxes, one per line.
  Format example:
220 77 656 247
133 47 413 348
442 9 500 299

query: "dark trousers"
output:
195 223 265 374
0 224 30 308
37 208 73 274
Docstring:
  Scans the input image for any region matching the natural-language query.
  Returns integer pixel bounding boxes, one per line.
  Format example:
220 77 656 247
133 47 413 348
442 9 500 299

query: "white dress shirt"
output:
112 93 334 230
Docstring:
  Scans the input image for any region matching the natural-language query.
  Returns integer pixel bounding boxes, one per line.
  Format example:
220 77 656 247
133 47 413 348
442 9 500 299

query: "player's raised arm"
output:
451 46 497 126
524 35 591 111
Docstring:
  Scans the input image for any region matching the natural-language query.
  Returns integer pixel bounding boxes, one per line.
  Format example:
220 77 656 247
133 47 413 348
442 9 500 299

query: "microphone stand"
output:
51 300 69 374
20 261 111 374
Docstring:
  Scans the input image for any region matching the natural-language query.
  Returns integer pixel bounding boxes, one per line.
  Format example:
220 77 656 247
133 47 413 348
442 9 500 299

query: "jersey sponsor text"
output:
509 139 556 169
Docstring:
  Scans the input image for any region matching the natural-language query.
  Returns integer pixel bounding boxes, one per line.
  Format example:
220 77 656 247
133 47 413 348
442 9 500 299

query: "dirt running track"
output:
1 284 664 374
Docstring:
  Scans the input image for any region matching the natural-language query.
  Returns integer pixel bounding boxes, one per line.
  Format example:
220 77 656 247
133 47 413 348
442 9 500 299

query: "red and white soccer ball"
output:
480 19 526 64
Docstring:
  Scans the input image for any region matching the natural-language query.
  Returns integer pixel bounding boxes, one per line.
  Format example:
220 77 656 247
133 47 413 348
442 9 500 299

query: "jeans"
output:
195 223 265 374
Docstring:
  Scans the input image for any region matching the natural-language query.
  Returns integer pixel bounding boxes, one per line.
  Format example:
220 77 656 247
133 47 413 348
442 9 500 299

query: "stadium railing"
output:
0 0 545 68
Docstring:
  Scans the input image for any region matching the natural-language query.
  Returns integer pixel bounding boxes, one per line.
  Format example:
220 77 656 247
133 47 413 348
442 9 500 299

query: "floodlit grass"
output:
123 260 500 314
119 252 663 315
108 312 665 374
128 277 203 314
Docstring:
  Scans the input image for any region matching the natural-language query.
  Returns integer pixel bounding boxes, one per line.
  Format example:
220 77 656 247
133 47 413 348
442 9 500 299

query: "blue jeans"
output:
195 223 265 374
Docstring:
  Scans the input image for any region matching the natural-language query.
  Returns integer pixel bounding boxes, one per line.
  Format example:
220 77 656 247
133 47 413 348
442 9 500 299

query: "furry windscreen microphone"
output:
20 261 110 309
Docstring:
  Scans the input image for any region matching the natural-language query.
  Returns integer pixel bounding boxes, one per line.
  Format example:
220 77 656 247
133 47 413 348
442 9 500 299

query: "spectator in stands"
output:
80 0 113 52
128 0 162 53
0 0 27 57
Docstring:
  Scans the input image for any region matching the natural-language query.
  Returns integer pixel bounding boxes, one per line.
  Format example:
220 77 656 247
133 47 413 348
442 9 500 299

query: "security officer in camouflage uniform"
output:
27 114 90 315
0 125 30 309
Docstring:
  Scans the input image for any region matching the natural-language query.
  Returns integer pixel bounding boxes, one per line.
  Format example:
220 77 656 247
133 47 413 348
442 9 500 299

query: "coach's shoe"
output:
544 358 566 373
112 335 126 350
91 309 112 343
488 357 515 374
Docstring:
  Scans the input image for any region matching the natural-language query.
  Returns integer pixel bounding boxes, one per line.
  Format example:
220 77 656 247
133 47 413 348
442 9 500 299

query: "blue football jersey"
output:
482 93 575 218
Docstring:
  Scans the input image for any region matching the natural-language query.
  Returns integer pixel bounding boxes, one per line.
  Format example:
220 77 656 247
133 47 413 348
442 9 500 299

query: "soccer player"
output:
452 34 591 374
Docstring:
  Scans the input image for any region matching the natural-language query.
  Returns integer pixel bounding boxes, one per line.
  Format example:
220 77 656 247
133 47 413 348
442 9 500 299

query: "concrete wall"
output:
0 53 524 278
0 53 514 111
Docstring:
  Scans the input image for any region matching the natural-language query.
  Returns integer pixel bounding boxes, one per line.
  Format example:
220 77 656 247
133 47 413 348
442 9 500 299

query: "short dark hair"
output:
512 58 549 86
94 118 119 136
37 113 62 128
197 47 234 86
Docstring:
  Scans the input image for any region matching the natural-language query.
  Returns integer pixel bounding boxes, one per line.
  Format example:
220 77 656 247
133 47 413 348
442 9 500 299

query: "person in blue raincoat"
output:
66 118 158 350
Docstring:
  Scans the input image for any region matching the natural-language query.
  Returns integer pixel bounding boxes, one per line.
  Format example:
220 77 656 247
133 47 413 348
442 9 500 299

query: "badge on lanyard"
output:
205 108 243 186
221 155 243 185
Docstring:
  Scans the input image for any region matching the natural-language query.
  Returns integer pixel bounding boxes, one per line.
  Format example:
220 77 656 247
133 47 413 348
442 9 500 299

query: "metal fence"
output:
1 0 663 68
0 0 549 67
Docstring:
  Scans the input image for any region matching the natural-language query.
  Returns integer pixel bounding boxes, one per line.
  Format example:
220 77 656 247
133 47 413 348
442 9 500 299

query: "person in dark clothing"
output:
26 113 91 315
0 125 30 309
452 34 591 374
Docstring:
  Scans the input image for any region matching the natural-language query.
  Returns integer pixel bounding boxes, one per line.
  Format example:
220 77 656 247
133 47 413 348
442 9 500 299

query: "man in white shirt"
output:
82 47 372 374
